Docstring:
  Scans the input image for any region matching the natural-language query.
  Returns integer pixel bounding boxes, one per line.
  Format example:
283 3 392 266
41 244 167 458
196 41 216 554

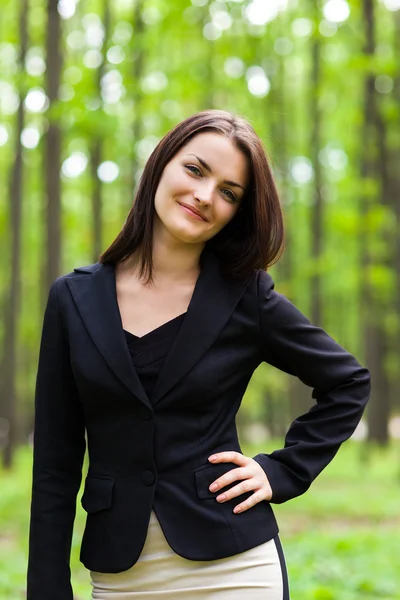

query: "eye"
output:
184 164 237 202
184 164 202 176
221 188 236 202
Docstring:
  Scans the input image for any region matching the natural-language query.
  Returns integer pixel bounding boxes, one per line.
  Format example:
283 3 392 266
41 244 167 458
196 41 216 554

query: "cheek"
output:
154 172 187 213
161 169 187 197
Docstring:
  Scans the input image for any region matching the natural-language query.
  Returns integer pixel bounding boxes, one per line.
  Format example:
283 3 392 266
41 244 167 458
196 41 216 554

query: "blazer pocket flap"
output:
81 476 115 513
194 463 238 500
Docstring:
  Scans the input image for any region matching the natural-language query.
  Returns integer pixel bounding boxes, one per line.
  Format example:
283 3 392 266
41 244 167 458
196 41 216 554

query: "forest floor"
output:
1 440 399 600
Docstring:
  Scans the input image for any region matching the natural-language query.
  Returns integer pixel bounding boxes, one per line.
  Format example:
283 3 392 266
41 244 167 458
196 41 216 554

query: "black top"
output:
123 313 186 402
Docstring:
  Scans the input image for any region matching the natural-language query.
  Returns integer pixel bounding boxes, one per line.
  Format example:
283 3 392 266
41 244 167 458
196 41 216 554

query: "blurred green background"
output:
1 0 400 598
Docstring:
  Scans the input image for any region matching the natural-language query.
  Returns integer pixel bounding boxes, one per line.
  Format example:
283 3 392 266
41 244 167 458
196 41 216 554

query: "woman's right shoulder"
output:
54 262 103 283
48 262 104 301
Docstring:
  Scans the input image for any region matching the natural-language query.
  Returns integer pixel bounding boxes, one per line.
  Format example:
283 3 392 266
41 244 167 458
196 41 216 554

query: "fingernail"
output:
209 455 217 462
210 483 218 491
234 507 241 514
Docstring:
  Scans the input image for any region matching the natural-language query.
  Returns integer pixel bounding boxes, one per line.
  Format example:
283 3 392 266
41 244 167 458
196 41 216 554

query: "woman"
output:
27 109 371 600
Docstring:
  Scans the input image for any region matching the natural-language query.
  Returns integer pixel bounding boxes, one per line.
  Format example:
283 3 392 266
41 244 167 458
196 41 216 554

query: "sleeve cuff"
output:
253 453 312 504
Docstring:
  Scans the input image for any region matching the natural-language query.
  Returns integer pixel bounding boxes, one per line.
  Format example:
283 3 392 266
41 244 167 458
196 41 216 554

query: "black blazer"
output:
27 248 370 600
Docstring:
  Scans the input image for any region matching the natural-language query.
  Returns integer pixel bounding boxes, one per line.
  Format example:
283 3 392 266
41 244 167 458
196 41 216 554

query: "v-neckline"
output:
67 246 250 408
123 312 187 341
114 257 205 342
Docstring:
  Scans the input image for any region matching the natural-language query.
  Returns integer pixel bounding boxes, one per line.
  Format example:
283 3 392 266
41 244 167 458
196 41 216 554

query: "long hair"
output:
99 109 284 282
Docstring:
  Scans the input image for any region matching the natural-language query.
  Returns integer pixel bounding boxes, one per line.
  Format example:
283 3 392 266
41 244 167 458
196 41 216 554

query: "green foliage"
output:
1 0 399 422
1 0 400 595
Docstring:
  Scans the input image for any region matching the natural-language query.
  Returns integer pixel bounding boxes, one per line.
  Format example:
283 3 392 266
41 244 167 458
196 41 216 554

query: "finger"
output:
233 490 266 514
208 451 249 466
215 479 256 503
209 467 248 493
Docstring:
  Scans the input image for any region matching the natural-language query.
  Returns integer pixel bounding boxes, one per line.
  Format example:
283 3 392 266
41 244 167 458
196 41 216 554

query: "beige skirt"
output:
90 509 285 599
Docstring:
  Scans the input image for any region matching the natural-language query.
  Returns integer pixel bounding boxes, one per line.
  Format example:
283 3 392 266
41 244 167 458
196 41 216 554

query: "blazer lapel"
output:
66 249 251 410
150 249 251 406
66 263 152 410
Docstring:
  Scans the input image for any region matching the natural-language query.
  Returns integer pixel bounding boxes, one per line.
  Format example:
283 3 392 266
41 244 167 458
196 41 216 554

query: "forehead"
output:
179 132 237 156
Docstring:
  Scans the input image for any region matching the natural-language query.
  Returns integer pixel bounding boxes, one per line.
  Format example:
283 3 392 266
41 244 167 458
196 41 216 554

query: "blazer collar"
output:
66 248 251 409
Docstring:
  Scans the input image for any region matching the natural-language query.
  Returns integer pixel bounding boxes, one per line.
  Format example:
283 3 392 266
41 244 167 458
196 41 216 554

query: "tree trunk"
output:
129 0 146 205
360 0 390 445
309 25 323 328
44 0 63 290
1 0 28 468
390 11 400 417
202 1 215 110
90 0 111 263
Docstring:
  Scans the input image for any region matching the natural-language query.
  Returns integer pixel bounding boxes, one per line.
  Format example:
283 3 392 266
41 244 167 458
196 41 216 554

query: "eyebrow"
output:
185 153 245 191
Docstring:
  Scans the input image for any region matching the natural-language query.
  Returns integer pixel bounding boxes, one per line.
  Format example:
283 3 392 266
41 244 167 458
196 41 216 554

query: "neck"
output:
123 223 206 285
150 236 204 283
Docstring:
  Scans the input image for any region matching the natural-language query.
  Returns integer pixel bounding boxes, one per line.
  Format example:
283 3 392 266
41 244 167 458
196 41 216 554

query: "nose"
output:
194 180 214 205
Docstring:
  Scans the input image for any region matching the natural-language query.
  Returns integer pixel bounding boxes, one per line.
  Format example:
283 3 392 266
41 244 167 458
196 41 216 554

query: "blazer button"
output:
141 470 155 486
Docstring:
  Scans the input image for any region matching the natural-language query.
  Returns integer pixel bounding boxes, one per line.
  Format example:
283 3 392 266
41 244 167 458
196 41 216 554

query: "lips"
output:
178 202 208 221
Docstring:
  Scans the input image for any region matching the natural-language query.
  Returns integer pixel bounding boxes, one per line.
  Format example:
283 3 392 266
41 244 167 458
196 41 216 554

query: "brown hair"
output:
99 109 284 282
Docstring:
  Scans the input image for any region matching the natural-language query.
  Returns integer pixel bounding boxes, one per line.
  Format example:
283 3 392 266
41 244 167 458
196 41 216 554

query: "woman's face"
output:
153 132 249 247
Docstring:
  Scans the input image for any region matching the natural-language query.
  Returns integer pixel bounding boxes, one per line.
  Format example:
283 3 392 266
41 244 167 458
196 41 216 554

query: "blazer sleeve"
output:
27 278 86 600
252 269 371 505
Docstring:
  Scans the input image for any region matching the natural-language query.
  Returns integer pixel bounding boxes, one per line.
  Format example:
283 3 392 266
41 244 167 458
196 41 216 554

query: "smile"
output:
178 202 208 221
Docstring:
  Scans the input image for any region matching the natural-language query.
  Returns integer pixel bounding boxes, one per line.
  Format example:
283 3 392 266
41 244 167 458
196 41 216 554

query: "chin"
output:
165 222 206 244
173 229 205 244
